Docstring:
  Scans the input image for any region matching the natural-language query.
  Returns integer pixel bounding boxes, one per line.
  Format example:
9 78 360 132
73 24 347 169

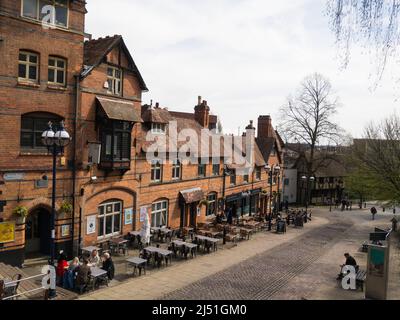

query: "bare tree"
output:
351 113 400 204
279 73 343 179
327 0 400 84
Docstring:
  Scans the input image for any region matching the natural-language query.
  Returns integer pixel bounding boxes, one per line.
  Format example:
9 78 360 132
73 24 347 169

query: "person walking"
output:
371 207 377 220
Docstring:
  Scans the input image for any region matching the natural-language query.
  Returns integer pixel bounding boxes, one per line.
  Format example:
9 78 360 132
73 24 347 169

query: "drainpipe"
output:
72 74 80 257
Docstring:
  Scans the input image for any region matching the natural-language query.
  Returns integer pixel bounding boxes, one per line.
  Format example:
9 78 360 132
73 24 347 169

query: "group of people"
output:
55 249 115 292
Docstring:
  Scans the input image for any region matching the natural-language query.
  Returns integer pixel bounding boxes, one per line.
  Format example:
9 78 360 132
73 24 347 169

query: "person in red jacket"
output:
56 251 69 286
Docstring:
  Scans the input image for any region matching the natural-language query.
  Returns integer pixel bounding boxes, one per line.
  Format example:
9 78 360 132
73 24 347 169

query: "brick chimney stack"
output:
257 115 274 138
194 96 210 128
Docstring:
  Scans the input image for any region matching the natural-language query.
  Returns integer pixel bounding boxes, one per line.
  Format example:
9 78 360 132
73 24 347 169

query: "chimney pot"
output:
155 102 159 108
198 96 202 105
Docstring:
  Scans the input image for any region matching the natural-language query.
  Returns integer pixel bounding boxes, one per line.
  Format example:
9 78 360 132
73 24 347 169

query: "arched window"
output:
98 200 122 239
207 193 217 216
151 199 168 227
20 112 62 151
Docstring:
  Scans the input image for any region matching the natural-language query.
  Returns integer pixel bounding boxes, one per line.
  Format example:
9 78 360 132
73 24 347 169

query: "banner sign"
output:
87 215 96 235
124 208 133 225
140 206 149 222
0 222 15 243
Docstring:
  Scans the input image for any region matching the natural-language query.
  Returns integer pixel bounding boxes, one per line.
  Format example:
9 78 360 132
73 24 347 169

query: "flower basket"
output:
60 201 73 214
13 206 28 224
198 199 210 207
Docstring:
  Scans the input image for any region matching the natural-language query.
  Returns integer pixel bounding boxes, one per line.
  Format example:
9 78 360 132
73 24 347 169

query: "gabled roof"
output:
82 35 148 91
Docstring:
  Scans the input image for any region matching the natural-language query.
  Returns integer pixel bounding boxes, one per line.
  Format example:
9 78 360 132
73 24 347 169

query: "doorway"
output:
25 208 51 257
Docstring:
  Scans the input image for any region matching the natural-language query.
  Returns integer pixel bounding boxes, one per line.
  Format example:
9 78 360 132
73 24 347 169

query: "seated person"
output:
75 259 91 293
63 257 80 290
56 251 69 287
101 253 115 281
88 249 100 267
337 253 359 280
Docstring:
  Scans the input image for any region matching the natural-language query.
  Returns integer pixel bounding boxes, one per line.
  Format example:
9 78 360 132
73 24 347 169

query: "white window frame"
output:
151 123 166 134
18 51 39 82
151 200 168 228
21 0 69 28
48 56 66 86
107 66 122 95
97 201 122 240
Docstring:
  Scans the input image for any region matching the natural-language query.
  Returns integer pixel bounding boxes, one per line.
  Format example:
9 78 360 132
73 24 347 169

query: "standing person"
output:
371 207 377 220
101 253 115 281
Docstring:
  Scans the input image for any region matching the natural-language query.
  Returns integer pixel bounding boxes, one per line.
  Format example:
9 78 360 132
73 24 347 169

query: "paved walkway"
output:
80 216 329 300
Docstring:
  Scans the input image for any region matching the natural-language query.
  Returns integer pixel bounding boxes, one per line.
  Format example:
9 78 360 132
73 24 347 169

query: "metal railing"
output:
1 273 47 301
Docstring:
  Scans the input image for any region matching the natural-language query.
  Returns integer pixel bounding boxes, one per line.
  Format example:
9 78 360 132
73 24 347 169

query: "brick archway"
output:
25 197 61 214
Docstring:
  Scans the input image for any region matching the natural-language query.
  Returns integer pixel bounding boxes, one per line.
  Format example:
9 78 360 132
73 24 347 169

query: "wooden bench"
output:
356 270 367 291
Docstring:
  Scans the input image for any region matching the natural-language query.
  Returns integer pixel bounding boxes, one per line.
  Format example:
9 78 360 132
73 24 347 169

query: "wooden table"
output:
144 247 173 267
172 241 198 259
126 257 147 277
81 246 100 255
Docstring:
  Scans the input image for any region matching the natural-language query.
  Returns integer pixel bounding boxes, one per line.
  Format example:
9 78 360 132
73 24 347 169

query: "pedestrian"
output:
88 249 100 267
75 259 91 293
371 207 377 220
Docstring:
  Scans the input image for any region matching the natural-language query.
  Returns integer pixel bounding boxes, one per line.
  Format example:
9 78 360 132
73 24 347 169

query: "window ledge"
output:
20 151 51 156
17 81 40 89
47 85 67 91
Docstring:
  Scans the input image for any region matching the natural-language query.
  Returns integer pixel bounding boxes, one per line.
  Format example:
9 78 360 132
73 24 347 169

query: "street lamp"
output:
301 175 315 213
274 165 281 213
42 121 71 298
328 180 334 212
265 164 273 231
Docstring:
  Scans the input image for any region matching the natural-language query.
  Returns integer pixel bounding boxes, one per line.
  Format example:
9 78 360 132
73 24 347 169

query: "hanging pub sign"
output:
0 222 15 243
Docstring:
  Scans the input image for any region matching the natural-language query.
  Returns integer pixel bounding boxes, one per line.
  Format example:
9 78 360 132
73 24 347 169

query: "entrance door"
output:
25 209 51 256
189 203 197 227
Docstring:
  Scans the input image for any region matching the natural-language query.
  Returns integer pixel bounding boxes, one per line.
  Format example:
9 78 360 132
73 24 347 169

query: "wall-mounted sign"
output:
3 173 25 181
124 208 133 225
87 215 96 235
0 222 15 243
61 225 70 237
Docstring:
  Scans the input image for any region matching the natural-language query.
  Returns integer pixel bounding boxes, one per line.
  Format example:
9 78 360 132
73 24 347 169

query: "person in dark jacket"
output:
337 253 358 280
371 207 377 220
101 253 115 280
75 259 91 293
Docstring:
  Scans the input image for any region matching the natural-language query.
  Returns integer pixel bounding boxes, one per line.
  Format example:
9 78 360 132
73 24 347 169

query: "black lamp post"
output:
329 181 334 212
42 121 71 298
301 175 315 213
265 164 274 231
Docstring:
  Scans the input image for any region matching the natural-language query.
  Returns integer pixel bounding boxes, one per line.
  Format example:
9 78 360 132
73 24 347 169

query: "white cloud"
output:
86 0 399 138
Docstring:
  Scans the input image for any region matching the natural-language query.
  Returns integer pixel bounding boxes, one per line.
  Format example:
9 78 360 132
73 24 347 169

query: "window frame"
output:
151 160 163 183
97 200 122 240
172 159 181 180
255 167 262 181
206 193 217 217
151 123 166 134
212 163 220 176
198 163 207 178
151 200 168 228
100 120 132 163
18 51 39 83
20 113 62 151
21 0 69 28
230 172 236 186
107 66 122 96
48 56 67 86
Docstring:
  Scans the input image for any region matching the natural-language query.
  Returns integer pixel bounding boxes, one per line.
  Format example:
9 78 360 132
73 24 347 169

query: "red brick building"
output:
0 0 284 266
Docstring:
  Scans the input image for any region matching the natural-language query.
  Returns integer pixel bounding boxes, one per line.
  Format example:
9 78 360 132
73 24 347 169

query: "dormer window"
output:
107 66 122 95
22 0 69 28
151 123 166 134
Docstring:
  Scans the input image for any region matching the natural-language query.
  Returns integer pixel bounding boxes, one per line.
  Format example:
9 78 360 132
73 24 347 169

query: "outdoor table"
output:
129 231 141 237
126 257 147 277
144 247 173 267
89 267 109 290
110 238 128 255
81 246 101 256
172 241 198 259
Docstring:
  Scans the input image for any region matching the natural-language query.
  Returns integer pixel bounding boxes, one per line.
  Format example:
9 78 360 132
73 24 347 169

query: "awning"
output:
97 97 143 123
180 188 204 204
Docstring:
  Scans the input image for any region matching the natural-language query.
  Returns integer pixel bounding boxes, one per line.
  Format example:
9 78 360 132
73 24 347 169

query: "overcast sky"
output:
86 0 399 139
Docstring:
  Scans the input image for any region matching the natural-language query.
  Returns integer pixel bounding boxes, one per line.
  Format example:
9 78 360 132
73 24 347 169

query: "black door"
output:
190 203 197 227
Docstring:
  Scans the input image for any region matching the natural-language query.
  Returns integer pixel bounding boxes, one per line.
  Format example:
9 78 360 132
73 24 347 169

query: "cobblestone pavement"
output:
161 219 353 300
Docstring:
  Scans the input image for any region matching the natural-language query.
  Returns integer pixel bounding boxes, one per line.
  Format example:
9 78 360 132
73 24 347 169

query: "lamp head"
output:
42 122 55 147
